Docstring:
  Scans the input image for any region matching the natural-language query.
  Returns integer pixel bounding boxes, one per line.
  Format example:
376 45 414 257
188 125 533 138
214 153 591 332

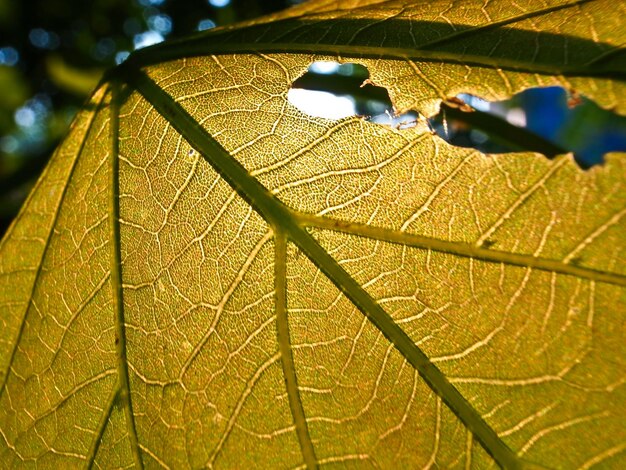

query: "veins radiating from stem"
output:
120 65 521 469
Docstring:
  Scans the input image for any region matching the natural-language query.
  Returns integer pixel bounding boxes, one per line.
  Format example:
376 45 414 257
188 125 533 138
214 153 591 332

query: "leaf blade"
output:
2 0 626 467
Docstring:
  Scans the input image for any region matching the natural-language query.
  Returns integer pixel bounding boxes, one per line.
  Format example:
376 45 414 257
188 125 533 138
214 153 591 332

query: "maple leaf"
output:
1 0 625 468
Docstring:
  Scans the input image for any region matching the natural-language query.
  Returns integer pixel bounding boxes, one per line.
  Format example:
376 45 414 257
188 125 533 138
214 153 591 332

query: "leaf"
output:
1 0 625 468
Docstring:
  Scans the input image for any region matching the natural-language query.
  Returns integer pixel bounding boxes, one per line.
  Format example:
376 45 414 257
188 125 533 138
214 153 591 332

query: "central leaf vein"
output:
110 81 144 469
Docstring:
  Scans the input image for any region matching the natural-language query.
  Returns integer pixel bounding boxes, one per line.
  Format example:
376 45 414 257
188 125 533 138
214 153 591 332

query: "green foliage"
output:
1 0 625 467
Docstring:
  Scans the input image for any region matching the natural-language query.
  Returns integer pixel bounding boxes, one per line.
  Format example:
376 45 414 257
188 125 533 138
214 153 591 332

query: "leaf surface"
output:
1 0 625 468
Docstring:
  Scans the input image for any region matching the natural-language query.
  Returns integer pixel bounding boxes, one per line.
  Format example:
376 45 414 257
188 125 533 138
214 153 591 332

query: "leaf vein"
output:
0 91 106 401
275 233 318 469
296 213 626 286
120 65 521 469
109 81 144 469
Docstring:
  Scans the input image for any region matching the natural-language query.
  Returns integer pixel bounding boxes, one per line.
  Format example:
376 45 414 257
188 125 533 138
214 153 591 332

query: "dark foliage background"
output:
0 0 294 238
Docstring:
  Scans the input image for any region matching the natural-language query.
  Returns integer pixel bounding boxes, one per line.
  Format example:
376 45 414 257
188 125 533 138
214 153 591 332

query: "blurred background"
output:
0 0 297 238
1 0 625 239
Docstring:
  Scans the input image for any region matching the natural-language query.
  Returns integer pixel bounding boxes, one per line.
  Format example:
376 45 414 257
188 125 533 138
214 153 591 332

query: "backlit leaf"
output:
1 0 625 468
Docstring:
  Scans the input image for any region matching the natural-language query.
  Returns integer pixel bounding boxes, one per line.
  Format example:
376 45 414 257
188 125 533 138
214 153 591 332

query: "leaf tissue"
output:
1 0 625 468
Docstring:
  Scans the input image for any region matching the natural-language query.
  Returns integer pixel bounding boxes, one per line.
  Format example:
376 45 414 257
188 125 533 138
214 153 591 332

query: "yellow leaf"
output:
1 1 625 468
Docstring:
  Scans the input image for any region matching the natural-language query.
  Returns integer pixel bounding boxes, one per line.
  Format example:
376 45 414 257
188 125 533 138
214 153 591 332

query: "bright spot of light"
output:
115 51 130 64
457 93 490 112
287 89 357 120
133 30 164 50
13 95 51 130
506 108 526 127
14 107 37 128
197 19 216 31
147 14 172 35
0 46 19 66
309 61 340 75
369 110 419 129
208 0 231 7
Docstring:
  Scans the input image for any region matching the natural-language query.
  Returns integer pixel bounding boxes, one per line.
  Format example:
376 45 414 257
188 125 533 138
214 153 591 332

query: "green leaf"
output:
1 0 625 468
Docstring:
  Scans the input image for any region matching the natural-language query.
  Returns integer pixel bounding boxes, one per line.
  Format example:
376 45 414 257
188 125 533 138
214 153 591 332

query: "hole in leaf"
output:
288 61 418 128
429 87 626 169
289 65 626 170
